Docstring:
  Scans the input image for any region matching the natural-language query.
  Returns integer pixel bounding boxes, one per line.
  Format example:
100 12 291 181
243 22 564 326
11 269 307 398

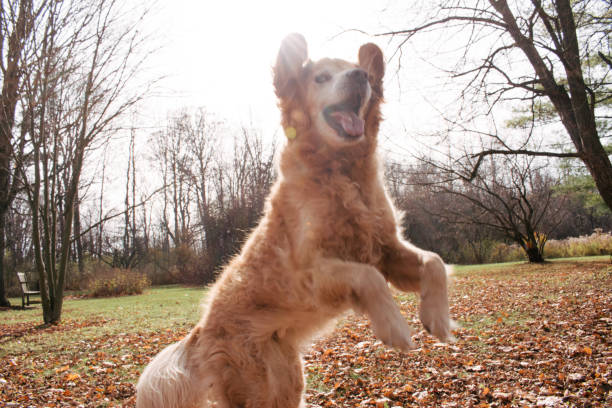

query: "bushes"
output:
170 244 218 286
140 245 217 286
544 229 612 259
86 268 150 297
487 243 526 264
74 232 610 289
452 230 611 264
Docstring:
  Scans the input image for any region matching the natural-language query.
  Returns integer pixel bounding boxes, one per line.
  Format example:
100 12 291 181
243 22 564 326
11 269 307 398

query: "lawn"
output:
1 258 610 407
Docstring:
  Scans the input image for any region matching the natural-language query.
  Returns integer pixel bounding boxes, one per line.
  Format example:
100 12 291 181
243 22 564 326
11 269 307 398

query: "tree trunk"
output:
581 134 612 211
525 246 545 263
47 146 84 325
73 193 84 281
554 0 612 211
0 0 34 307
0 214 10 307
44 295 63 325
30 143 51 322
491 0 612 211
97 157 106 260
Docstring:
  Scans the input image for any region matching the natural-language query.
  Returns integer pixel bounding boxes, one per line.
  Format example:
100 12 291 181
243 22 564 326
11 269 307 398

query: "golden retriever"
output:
136 34 453 408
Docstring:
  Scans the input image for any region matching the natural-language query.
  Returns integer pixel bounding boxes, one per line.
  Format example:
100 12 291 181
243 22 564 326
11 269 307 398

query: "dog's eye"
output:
314 72 331 84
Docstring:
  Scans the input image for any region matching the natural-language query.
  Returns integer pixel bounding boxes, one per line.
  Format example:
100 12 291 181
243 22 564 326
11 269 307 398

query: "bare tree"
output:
0 0 44 306
205 127 275 269
151 112 195 248
149 110 276 283
386 160 503 264
18 0 153 324
181 108 219 253
432 155 564 263
381 0 612 209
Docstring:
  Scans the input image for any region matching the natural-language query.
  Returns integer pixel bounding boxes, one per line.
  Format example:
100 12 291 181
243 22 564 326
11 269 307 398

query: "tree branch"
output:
376 15 507 38
468 148 581 181
598 51 612 69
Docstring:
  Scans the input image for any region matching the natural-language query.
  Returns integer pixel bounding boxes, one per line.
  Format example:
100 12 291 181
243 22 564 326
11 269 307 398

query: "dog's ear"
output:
358 43 384 96
274 33 308 100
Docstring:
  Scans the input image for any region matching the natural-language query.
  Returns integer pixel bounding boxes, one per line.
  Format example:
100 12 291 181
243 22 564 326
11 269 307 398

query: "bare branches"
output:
389 149 567 262
148 109 276 279
467 148 582 181
599 51 612 69
5 0 157 324
379 0 612 210
77 184 165 243
376 15 507 38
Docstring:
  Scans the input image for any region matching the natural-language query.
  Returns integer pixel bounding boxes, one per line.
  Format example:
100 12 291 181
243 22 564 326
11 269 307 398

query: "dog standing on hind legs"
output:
136 34 454 408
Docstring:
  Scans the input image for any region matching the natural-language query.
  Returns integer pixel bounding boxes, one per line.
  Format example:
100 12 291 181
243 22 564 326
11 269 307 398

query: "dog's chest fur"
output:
287 170 392 267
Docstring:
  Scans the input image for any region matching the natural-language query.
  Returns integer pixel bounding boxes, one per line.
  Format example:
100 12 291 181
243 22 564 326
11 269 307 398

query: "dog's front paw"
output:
419 255 455 342
419 295 455 343
370 301 416 351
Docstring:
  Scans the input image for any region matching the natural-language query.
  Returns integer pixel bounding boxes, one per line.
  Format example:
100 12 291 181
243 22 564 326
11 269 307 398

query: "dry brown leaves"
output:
304 261 611 407
0 261 610 407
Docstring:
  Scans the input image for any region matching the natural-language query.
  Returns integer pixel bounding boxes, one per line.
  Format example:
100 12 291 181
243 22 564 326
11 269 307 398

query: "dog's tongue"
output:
331 111 364 137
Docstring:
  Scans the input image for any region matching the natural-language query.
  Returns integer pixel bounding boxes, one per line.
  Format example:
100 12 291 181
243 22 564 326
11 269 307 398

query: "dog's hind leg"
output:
136 340 202 408
221 338 304 408
137 329 220 408
309 258 415 351
382 240 454 342
267 341 304 408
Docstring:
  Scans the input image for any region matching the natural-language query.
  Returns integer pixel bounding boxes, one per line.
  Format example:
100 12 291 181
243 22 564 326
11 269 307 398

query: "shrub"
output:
138 246 217 286
452 229 611 265
168 245 217 286
488 242 526 263
86 268 150 297
544 229 612 259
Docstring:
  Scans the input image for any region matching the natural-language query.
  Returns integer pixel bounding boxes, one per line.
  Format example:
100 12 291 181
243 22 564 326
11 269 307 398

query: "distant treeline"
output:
3 111 610 296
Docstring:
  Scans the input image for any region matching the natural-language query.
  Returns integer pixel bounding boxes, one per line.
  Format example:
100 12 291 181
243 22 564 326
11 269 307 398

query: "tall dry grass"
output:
459 230 611 264
544 229 612 259
86 268 150 297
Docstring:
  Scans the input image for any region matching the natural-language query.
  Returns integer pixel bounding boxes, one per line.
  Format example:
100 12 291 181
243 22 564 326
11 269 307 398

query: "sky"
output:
94 0 461 218
137 0 453 160
90 0 565 223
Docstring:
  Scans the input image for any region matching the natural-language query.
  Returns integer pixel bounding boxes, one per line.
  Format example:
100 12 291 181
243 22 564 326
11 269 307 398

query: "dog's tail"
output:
136 336 207 408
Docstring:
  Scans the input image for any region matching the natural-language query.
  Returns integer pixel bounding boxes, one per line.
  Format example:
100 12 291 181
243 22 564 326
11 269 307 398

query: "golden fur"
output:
136 34 452 408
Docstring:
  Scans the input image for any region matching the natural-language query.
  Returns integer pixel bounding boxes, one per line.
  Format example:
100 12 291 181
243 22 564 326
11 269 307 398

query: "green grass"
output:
547 254 610 263
451 254 609 277
461 310 531 334
451 260 525 276
305 364 332 393
1 285 205 357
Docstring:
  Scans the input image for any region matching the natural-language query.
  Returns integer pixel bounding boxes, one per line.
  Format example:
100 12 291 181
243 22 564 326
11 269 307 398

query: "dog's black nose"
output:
347 69 368 85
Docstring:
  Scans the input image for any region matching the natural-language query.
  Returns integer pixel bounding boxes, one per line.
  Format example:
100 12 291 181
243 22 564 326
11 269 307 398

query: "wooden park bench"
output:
17 272 40 309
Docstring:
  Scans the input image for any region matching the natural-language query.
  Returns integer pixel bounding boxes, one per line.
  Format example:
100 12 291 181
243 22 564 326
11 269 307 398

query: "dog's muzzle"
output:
323 69 369 140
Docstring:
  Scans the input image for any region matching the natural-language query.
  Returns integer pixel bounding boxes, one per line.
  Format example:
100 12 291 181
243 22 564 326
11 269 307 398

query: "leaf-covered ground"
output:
1 259 610 407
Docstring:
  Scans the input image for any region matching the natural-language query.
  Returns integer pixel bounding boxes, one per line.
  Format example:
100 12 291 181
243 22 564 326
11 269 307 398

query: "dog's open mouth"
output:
323 94 364 140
